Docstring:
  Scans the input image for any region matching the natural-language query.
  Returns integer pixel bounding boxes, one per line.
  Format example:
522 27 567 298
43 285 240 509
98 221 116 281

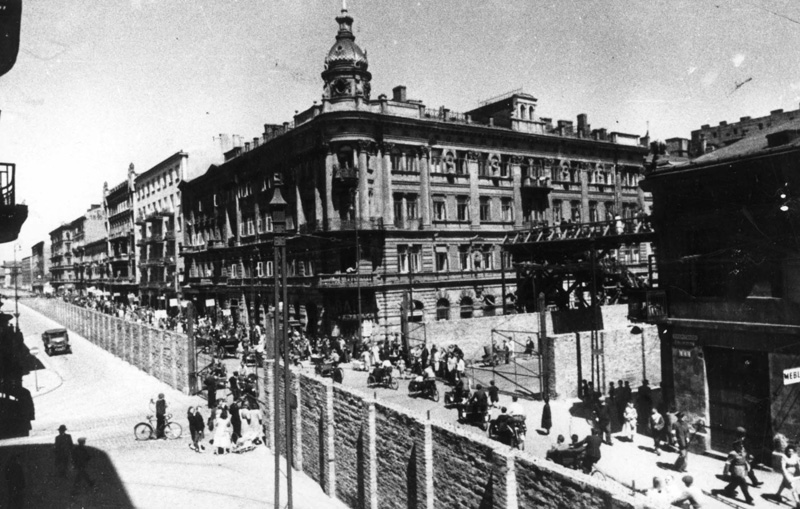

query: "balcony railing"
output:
318 273 376 288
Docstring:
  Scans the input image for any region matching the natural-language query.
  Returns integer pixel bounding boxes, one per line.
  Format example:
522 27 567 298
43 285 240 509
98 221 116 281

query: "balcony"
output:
109 229 130 240
109 253 129 263
164 231 176 241
521 176 552 191
338 218 384 231
318 273 376 288
207 239 225 249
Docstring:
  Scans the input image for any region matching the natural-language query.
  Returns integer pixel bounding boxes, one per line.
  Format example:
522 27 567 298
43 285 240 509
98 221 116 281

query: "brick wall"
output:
549 327 661 400
262 362 662 509
22 299 191 394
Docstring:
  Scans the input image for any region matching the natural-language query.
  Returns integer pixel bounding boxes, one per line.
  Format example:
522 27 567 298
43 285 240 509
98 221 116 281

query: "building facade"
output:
71 204 107 294
691 103 800 156
31 241 49 293
134 152 187 308
104 164 138 302
180 5 648 343
49 224 74 292
641 119 800 459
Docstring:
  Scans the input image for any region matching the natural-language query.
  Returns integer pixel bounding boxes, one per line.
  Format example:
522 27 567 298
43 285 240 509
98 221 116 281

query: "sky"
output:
2 0 800 261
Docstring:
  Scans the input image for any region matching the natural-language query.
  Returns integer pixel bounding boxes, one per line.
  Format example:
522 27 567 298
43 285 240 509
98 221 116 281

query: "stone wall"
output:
260 362 663 509
22 299 191 394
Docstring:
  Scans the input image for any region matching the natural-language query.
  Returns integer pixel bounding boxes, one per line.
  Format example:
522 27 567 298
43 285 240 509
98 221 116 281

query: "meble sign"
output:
783 367 800 385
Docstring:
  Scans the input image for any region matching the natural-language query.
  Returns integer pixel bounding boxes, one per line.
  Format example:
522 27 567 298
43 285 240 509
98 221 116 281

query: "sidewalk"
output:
0 302 348 509
514 396 785 509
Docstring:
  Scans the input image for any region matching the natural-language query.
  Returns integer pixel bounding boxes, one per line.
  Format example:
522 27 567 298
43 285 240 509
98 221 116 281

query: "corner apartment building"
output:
103 164 138 302
179 5 648 341
134 151 187 308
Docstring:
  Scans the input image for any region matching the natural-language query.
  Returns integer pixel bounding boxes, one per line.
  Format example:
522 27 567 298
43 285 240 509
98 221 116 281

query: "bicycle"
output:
134 413 183 440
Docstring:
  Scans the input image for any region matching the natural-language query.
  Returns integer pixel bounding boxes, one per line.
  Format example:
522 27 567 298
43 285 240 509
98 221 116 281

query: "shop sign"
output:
205 299 215 307
169 298 178 307
673 333 698 348
783 367 800 385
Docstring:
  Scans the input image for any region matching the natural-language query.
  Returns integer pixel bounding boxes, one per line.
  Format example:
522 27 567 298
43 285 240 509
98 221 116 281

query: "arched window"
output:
483 295 497 317
409 299 424 323
519 104 526 120
460 297 474 319
528 105 535 120
436 298 450 321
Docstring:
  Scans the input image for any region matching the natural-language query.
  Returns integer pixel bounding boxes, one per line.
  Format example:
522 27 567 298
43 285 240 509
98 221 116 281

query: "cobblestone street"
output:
0 302 346 509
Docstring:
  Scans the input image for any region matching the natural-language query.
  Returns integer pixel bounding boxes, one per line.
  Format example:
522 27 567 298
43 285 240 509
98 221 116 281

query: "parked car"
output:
42 328 71 356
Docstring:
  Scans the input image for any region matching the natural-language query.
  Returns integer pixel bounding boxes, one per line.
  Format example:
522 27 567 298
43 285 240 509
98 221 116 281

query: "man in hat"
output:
54 424 73 477
672 412 691 472
71 437 94 494
734 426 763 487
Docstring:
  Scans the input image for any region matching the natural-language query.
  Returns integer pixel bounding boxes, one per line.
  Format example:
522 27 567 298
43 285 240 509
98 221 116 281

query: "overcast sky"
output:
2 0 800 261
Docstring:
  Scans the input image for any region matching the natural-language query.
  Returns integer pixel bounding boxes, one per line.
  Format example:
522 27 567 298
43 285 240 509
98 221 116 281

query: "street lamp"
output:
12 243 21 332
269 173 293 509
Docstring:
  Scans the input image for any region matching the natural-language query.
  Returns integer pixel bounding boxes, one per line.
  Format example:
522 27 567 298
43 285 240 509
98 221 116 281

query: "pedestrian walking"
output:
621 401 638 442
151 393 168 439
594 398 613 445
205 373 217 409
213 407 232 455
71 437 95 495
637 379 653 434
54 424 74 477
712 441 754 505
187 407 206 452
672 412 691 473
4 454 25 509
733 427 763 487
541 396 552 435
230 401 242 444
487 380 500 407
774 444 800 506
229 372 241 401
650 407 665 456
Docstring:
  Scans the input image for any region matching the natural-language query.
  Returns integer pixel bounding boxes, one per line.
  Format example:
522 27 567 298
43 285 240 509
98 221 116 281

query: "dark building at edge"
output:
641 119 800 458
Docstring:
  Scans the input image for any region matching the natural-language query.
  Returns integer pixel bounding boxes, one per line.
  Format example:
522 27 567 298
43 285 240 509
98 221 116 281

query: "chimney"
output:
392 85 407 102
577 113 589 138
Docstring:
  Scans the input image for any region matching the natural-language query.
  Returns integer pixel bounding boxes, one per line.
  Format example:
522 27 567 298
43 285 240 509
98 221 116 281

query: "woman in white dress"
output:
775 444 800 506
213 407 232 454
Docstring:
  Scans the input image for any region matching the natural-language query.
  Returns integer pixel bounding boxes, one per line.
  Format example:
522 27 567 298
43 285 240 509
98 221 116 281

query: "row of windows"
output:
192 259 314 279
136 167 180 201
397 244 511 273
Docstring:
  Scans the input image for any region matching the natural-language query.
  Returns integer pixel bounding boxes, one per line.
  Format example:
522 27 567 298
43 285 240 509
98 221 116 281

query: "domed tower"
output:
322 1 371 102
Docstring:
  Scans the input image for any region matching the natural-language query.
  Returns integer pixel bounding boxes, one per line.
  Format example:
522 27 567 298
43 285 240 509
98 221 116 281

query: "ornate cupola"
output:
322 1 372 102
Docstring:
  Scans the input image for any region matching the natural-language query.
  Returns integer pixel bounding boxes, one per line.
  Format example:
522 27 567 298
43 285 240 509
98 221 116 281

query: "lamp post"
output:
13 243 20 332
269 173 292 509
